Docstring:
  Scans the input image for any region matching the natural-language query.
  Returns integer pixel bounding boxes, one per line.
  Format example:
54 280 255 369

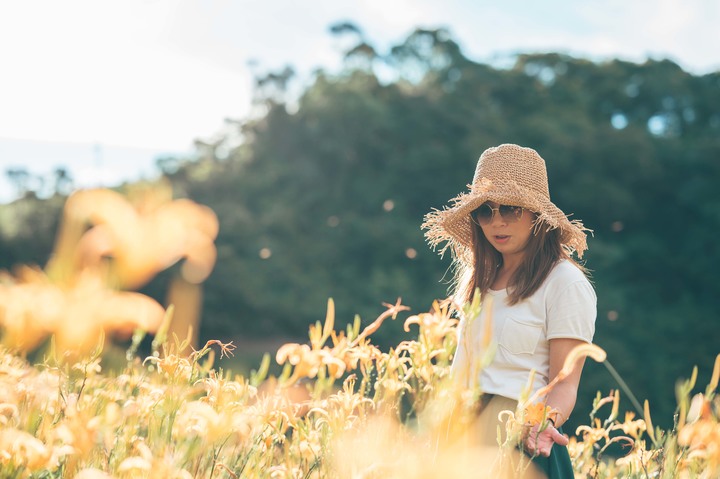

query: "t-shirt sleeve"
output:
546 280 597 342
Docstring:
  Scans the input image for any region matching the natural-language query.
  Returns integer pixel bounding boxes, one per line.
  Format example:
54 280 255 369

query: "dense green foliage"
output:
2 27 719 431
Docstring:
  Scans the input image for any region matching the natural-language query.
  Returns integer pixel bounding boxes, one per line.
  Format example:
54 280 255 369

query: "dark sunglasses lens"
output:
499 205 522 221
475 204 494 222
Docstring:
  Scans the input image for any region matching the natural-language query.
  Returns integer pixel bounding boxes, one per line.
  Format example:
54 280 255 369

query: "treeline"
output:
2 26 719 429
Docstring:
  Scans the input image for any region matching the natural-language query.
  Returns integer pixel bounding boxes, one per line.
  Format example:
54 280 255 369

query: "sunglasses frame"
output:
471 203 525 226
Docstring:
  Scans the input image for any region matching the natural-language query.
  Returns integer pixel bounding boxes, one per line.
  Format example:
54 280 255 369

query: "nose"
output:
488 208 508 226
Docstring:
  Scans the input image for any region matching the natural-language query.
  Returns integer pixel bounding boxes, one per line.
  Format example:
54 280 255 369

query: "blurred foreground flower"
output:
47 182 218 289
0 182 218 357
678 394 720 474
0 266 164 356
331 415 543 479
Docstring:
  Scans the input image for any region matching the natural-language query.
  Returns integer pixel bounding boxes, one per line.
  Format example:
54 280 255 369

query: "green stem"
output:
603 359 643 415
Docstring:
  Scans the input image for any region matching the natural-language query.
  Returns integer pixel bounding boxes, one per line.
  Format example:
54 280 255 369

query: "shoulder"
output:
545 259 591 288
542 259 596 304
543 260 597 340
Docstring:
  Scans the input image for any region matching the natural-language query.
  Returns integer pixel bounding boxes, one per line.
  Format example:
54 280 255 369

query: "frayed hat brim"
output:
422 176 591 265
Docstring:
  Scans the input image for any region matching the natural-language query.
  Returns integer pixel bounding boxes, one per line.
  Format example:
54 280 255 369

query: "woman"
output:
422 144 596 477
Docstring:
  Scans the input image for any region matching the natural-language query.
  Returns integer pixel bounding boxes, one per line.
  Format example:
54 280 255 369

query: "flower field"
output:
1 186 719 478
1 297 718 478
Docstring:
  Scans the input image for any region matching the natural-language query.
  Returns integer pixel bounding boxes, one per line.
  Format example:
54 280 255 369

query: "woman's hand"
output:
524 423 569 457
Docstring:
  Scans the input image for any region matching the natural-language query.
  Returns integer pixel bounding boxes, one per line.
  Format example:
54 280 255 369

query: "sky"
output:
1 0 719 203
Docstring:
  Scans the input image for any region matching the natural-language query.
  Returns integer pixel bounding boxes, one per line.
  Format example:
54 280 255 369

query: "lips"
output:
493 235 511 243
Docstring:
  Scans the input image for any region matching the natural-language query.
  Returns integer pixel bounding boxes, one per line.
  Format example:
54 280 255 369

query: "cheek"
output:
516 222 535 245
519 215 536 234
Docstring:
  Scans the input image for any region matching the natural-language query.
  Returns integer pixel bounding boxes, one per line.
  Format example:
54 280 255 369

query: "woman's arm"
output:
546 337 587 427
525 337 587 456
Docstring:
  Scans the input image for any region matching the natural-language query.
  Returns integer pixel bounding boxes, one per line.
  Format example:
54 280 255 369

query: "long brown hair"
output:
453 219 587 305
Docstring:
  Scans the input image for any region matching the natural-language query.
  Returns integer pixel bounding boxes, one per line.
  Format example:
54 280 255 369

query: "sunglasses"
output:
471 203 525 225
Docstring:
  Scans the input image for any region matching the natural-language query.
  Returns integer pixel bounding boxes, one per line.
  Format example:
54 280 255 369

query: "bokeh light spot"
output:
611 113 628 130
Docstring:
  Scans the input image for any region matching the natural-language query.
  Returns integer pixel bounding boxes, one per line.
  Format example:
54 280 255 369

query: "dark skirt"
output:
526 427 574 479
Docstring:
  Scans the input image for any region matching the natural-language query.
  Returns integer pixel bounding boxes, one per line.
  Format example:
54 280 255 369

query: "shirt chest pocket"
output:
498 316 543 355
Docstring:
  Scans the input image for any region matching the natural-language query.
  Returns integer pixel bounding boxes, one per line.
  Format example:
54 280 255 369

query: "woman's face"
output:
475 201 535 259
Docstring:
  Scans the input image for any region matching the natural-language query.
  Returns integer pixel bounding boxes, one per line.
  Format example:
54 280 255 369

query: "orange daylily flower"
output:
48 185 219 290
524 402 557 426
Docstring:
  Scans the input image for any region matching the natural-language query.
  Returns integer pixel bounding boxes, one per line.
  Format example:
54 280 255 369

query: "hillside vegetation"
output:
2 27 719 431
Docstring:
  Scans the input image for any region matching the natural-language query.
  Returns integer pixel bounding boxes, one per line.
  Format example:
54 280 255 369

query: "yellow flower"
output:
276 342 322 381
148 354 193 382
523 402 556 426
576 418 610 446
117 456 152 474
172 400 225 443
615 441 659 475
614 411 647 439
0 402 18 426
403 299 458 347
0 428 52 472
678 416 720 472
74 468 114 479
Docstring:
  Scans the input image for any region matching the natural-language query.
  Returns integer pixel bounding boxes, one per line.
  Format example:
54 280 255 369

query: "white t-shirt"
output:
450 259 597 401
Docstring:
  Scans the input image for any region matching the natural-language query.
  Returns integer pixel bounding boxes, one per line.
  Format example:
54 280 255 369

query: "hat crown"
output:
472 144 550 200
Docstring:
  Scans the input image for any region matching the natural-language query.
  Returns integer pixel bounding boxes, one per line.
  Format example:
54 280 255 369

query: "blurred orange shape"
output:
0 268 164 357
51 188 219 290
54 279 165 356
179 228 218 284
0 268 63 352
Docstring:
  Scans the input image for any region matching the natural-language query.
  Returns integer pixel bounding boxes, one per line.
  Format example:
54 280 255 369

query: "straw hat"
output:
422 144 590 264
